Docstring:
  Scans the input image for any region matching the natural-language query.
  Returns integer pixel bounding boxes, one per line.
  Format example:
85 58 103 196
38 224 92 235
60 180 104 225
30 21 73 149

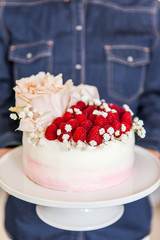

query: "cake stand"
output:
0 146 160 231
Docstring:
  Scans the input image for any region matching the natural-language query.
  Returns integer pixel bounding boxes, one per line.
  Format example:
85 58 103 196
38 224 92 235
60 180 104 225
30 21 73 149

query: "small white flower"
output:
76 110 82 115
89 140 97 146
67 108 73 114
19 111 26 119
120 134 128 143
62 134 70 141
133 117 139 123
99 128 105 135
123 104 134 116
23 106 30 113
103 133 111 141
57 129 61 136
89 101 94 105
121 124 127 132
107 127 114 135
10 113 18 120
27 138 32 144
94 99 101 106
93 110 99 115
28 111 34 118
115 130 120 137
101 111 108 118
29 132 35 138
111 109 117 113
65 124 72 132
74 108 80 113
39 138 46 146
77 140 85 149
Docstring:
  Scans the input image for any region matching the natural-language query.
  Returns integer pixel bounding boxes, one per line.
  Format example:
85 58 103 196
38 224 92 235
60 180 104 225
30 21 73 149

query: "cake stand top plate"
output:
0 146 160 208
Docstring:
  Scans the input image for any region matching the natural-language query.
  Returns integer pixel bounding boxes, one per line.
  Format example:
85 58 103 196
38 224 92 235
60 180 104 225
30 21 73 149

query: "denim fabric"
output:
0 0 160 239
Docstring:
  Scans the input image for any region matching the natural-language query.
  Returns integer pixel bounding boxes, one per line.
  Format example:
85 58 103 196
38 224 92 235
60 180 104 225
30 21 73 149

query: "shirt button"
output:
75 64 82 70
127 56 134 63
26 53 32 59
75 25 83 31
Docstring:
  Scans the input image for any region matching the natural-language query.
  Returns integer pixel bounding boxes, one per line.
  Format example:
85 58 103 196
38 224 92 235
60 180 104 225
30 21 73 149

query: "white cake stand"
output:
0 146 160 231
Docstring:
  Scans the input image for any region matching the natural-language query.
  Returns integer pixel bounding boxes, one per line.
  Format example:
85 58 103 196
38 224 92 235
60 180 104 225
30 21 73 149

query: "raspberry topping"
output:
73 127 86 142
45 124 57 141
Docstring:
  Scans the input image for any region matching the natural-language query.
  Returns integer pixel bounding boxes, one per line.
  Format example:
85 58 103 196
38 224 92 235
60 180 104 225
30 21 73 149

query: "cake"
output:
10 72 146 192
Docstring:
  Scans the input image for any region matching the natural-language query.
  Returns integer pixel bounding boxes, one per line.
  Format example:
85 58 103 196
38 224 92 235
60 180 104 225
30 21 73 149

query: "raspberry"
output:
88 113 96 123
52 117 64 128
109 104 119 111
45 124 57 141
63 112 73 122
87 126 103 146
94 115 107 128
118 107 125 118
112 111 119 121
59 122 72 133
121 122 131 133
83 105 95 117
77 101 86 111
104 125 115 136
71 105 81 111
121 111 132 126
80 120 93 132
106 112 115 125
112 120 121 131
73 127 86 142
57 132 71 142
67 119 79 131
76 114 87 123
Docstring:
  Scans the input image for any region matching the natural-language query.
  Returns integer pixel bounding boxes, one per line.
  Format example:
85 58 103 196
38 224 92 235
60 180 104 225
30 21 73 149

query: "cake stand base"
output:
36 205 124 231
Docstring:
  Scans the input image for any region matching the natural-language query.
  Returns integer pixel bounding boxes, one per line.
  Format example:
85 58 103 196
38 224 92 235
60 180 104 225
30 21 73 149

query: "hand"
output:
147 149 160 159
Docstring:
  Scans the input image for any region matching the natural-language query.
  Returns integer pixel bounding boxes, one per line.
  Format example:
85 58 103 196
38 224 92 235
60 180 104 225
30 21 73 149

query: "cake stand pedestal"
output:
0 146 160 231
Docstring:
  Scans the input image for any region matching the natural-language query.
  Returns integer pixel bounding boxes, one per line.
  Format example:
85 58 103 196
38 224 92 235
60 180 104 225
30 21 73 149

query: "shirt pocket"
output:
104 45 150 104
9 40 54 80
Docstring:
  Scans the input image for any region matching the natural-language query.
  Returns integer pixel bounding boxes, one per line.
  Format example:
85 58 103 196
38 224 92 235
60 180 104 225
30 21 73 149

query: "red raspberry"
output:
112 120 121 131
76 114 87 123
118 107 125 118
87 126 103 146
63 112 73 122
52 117 64 128
80 120 93 132
59 122 72 133
83 105 95 117
77 101 86 111
57 132 72 142
94 115 107 128
112 111 119 121
73 127 86 142
88 113 96 123
109 104 119 111
121 111 132 126
71 105 81 111
106 112 115 125
45 124 57 141
67 119 79 131
121 122 131 133
104 125 114 135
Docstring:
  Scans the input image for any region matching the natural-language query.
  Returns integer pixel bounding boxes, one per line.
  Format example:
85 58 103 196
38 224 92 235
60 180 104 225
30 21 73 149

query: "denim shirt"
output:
0 0 160 239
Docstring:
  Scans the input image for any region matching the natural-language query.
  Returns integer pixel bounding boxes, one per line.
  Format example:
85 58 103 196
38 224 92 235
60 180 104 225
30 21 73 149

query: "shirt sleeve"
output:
0 12 22 148
136 40 160 152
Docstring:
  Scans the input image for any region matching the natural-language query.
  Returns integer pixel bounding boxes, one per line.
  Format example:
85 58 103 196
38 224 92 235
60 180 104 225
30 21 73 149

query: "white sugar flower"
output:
115 130 120 137
27 138 32 144
67 108 73 114
62 134 70 141
10 113 18 120
89 140 97 146
107 127 114 135
65 124 72 132
121 124 127 132
94 99 101 106
93 110 99 115
101 111 108 118
133 117 139 123
99 128 105 135
103 133 111 141
39 138 46 146
120 134 128 143
23 106 30 113
57 129 61 136
77 140 85 149
123 104 134 116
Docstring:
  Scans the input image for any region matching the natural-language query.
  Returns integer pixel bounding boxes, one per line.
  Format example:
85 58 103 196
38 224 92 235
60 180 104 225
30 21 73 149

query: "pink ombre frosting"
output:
23 131 135 192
